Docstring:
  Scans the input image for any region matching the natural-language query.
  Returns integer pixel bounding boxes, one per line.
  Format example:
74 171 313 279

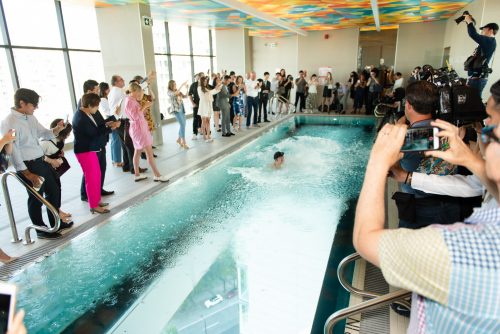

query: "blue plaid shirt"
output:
380 206 500 333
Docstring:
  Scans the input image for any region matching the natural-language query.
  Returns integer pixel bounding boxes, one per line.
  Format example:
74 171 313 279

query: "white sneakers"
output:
134 174 147 182
154 175 170 183
192 134 198 140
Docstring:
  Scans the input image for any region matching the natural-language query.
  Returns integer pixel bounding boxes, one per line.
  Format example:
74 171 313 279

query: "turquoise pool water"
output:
10 116 375 334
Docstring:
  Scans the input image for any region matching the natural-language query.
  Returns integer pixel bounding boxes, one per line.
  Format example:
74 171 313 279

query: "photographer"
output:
464 14 497 96
390 81 460 229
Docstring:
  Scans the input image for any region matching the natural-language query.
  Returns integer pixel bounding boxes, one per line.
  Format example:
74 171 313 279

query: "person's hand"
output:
464 14 473 24
142 100 153 109
112 120 121 130
396 115 407 125
52 120 65 134
50 158 63 169
2 129 16 143
7 309 26 334
425 119 478 167
368 124 407 172
22 170 41 188
389 164 408 182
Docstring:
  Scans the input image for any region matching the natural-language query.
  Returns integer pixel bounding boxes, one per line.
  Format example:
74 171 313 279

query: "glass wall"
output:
152 22 216 118
0 0 103 127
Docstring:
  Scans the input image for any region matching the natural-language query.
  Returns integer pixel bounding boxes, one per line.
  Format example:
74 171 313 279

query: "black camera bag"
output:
451 85 486 122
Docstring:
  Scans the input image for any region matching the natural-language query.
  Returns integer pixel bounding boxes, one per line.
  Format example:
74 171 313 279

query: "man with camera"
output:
464 13 497 96
390 81 460 229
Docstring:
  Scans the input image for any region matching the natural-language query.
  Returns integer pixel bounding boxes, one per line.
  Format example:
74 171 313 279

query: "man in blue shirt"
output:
1 89 72 239
465 14 497 96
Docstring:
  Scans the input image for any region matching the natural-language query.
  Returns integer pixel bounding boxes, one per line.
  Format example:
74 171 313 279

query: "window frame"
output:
0 0 102 111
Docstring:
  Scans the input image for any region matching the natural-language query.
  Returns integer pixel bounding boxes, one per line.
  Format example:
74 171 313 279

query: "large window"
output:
152 22 216 118
3 0 61 48
14 49 73 122
0 0 103 128
0 49 14 113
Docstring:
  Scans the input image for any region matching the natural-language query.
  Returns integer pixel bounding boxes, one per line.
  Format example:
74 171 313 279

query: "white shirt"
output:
40 139 59 156
0 109 54 171
271 78 279 93
411 173 483 198
308 81 318 94
245 79 260 98
99 97 111 118
393 77 404 91
412 172 498 209
108 86 126 118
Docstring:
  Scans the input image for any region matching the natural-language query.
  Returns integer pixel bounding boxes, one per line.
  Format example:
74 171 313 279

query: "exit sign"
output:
143 16 153 27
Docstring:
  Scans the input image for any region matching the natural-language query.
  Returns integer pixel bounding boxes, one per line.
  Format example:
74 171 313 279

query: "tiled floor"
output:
0 114 291 262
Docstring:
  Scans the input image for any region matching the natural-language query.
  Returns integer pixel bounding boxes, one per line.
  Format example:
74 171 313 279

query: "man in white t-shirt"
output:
107 75 125 168
245 71 261 128
393 72 404 91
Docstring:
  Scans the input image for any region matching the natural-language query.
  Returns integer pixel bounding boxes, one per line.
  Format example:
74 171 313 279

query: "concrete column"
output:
215 28 253 74
95 3 163 145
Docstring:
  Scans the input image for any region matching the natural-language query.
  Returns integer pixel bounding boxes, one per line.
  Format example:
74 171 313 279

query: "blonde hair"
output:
168 80 176 91
128 82 142 93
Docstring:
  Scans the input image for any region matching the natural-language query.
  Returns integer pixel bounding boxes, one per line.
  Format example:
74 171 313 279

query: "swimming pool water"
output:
10 116 375 334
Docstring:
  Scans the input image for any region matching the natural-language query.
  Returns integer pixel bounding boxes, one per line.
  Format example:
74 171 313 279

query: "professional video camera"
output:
431 67 487 125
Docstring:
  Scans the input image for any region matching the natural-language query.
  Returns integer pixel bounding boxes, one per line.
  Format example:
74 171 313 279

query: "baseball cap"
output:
480 23 499 34
274 151 284 160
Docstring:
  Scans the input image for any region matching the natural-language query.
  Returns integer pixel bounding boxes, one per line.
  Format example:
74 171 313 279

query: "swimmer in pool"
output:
273 151 285 169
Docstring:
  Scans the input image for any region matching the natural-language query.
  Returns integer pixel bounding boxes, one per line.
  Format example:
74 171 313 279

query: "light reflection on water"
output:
10 119 374 334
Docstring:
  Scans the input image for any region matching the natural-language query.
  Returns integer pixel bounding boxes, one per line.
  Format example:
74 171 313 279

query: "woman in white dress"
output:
197 76 221 142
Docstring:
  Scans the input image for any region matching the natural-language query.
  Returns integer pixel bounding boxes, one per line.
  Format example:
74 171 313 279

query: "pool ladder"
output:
1 172 61 245
268 95 296 117
324 252 411 334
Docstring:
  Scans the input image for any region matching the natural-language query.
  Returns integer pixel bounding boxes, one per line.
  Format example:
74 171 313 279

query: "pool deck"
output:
0 111 371 278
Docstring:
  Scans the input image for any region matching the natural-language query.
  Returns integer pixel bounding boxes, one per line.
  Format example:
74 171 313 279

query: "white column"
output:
96 3 163 144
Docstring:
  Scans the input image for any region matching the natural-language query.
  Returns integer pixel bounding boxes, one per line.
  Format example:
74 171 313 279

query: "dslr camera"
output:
455 11 476 25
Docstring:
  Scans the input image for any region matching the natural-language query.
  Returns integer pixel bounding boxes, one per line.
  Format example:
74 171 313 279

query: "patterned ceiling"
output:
94 0 474 37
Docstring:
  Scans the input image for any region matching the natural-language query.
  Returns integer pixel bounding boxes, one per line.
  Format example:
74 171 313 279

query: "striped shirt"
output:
379 206 500 333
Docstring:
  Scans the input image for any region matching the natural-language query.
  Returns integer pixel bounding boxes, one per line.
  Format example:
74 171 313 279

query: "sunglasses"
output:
481 125 500 144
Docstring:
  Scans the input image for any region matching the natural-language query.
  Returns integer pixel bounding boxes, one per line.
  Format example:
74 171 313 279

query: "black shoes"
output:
83 190 114 201
36 231 63 240
101 189 115 196
125 167 148 174
59 221 73 230
228 132 235 136
264 120 270 123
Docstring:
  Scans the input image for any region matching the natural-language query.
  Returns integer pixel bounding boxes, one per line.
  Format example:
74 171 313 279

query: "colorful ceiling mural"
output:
94 0 474 37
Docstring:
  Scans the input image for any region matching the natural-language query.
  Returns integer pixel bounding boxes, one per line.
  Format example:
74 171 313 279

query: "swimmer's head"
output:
273 151 285 167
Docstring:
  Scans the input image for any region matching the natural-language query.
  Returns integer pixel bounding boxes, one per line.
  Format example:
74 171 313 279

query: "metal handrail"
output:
337 252 412 309
1 172 60 245
269 94 295 116
324 289 412 334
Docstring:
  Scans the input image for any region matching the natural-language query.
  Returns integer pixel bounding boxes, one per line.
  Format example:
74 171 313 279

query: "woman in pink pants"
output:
72 93 120 214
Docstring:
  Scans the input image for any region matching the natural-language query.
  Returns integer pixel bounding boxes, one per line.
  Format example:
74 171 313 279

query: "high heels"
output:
182 143 189 149
98 202 109 207
90 207 110 214
176 138 182 147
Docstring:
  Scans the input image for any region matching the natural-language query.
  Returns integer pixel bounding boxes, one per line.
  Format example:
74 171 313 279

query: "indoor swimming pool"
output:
10 116 375 334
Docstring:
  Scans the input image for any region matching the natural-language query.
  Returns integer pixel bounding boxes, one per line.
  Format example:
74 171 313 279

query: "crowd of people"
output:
0 15 498 333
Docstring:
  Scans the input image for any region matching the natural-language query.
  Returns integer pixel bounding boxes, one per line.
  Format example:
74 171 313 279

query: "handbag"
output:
55 156 70 177
464 47 486 71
